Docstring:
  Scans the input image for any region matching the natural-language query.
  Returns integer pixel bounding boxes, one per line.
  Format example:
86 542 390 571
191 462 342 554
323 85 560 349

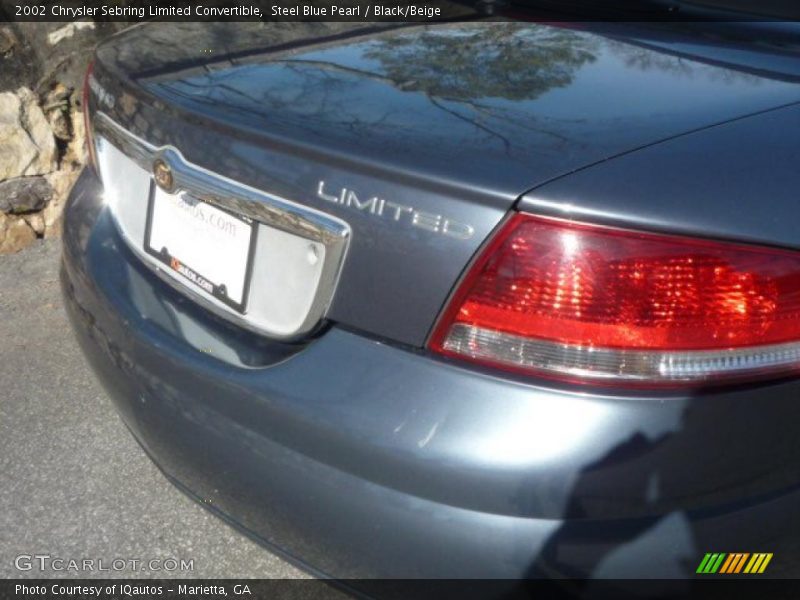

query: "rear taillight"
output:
430 213 800 386
82 59 97 172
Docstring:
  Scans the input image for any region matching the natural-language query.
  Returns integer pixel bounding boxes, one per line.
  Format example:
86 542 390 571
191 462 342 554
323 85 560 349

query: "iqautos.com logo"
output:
696 552 773 575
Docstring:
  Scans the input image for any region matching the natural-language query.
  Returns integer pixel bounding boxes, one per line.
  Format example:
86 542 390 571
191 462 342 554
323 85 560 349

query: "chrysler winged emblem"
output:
153 159 175 193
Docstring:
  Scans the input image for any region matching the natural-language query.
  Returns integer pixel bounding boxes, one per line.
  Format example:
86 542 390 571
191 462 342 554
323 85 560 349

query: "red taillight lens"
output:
82 59 97 171
430 213 800 386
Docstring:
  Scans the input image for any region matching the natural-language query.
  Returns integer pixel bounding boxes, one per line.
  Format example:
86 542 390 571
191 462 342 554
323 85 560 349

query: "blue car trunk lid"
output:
92 21 800 346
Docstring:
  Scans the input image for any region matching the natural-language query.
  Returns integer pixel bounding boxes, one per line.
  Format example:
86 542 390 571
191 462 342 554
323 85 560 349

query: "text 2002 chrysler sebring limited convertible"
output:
62 15 800 583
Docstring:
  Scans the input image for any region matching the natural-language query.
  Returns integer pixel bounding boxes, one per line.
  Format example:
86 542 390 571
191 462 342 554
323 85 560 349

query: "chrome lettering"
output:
316 180 474 240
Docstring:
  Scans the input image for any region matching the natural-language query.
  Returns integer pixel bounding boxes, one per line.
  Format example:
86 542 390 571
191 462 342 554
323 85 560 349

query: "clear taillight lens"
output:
82 59 97 172
429 213 800 386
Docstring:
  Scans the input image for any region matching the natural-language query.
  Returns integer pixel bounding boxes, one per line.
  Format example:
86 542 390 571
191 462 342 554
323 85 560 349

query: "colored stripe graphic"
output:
759 554 774 573
718 554 735 574
698 552 773 574
744 553 773 574
697 553 727 574
733 553 750 573
696 553 713 574
719 553 749 573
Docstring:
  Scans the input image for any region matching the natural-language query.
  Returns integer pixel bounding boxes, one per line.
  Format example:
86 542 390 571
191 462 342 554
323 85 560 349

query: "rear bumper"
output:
62 168 800 580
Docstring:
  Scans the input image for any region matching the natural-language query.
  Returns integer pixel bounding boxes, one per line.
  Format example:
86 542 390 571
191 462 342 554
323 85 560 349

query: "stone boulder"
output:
0 20 126 254
0 87 57 180
0 177 54 214
0 213 36 255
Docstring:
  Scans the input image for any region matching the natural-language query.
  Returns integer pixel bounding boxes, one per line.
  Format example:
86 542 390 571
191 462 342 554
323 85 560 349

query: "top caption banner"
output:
2 0 473 21
2 0 800 22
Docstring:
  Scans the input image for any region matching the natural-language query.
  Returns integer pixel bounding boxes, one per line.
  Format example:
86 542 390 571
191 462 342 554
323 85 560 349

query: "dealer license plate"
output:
144 185 257 312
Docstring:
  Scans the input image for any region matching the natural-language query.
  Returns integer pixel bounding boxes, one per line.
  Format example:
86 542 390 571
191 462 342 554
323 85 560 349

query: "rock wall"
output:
0 20 126 254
